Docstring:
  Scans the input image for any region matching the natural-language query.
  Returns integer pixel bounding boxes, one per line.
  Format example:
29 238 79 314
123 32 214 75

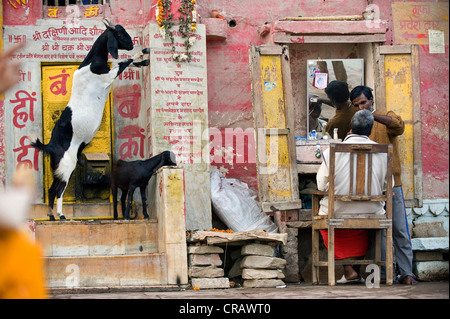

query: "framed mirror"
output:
306 58 364 138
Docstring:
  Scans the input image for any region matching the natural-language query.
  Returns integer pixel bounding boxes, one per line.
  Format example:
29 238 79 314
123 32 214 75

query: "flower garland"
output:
157 0 197 62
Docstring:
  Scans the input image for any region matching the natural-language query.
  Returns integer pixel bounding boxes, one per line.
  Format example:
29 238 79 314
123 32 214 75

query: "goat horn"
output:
103 19 116 30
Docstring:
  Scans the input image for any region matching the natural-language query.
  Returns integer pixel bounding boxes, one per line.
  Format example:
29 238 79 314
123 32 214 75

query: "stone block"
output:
188 245 224 254
414 251 445 261
413 216 448 238
45 253 167 288
240 255 286 270
189 253 223 267
243 279 285 288
241 243 274 257
241 268 285 279
411 237 449 252
283 253 300 283
189 266 224 278
191 277 230 289
414 261 449 281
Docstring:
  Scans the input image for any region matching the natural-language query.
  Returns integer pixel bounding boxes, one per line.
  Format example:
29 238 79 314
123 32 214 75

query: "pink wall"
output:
1 0 448 199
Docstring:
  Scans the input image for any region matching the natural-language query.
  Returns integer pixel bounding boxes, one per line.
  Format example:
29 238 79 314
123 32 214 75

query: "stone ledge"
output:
414 261 449 281
191 277 230 289
411 237 449 252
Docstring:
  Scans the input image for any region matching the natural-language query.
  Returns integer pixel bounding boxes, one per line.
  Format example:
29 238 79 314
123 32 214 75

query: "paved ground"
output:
51 281 448 299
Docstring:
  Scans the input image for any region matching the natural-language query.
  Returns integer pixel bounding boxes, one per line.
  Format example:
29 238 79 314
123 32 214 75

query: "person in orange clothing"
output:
0 168 47 299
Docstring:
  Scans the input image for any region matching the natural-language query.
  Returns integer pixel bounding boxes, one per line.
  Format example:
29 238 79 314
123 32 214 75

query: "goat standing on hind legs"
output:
111 151 177 220
31 20 150 221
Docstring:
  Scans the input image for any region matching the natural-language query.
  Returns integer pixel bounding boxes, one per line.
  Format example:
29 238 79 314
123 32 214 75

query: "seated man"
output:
316 109 388 284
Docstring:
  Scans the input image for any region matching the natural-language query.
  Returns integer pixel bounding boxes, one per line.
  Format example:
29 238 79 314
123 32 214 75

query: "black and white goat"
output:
32 20 149 221
110 151 177 220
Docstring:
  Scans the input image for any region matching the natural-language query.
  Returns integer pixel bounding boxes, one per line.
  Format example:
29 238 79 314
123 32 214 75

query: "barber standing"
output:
350 85 418 285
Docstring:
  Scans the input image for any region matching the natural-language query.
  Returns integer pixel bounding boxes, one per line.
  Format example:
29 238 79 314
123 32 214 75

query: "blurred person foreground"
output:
0 167 47 299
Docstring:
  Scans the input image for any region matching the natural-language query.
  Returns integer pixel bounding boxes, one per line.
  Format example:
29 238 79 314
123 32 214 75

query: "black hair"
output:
350 85 373 101
324 81 349 103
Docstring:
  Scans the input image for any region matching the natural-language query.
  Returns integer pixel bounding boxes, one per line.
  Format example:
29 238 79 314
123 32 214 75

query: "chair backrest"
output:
327 143 393 219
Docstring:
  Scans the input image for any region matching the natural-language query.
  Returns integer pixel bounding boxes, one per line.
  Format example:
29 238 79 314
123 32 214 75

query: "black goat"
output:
111 151 177 220
31 20 149 221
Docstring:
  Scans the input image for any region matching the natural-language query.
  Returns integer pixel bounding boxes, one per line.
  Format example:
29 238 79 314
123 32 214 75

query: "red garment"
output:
320 229 369 260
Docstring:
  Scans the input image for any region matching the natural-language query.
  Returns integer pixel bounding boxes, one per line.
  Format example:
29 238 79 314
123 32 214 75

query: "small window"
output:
44 1 110 6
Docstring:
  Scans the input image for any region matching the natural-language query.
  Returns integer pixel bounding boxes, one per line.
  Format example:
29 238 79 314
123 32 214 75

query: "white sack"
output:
210 169 278 233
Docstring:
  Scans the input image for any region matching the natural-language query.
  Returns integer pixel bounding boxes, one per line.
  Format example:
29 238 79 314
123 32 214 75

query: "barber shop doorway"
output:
41 64 114 204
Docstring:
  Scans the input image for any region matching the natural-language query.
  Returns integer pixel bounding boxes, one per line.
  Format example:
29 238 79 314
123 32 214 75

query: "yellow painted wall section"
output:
384 54 414 200
156 168 188 284
41 65 113 203
259 55 292 201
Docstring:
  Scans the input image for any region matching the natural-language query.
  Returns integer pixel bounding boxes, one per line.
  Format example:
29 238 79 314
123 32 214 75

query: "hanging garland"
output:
157 0 197 62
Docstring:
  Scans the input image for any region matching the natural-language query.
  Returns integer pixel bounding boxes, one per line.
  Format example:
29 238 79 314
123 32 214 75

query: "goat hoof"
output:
49 215 56 221
59 215 67 221
142 48 150 54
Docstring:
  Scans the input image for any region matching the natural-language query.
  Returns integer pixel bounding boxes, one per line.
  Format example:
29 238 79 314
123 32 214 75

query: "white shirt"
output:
316 134 388 216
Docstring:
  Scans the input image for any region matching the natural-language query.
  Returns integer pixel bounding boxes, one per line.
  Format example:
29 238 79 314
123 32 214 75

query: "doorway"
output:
41 64 114 204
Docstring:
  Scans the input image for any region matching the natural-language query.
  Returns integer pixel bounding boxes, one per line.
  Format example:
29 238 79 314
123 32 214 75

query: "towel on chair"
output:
319 229 369 260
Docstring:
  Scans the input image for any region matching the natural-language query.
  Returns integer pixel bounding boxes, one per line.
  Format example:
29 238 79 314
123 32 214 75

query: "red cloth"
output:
320 229 369 260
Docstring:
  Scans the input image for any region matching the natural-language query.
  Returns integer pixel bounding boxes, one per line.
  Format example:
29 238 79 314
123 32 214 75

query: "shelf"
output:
202 18 227 41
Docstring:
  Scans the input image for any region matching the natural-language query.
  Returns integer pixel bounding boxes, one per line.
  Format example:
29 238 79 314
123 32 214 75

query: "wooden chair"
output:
309 143 393 286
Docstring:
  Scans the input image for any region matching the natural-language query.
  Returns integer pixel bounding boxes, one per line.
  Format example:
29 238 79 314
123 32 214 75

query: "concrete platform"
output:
51 281 448 300
35 220 167 289
36 220 159 257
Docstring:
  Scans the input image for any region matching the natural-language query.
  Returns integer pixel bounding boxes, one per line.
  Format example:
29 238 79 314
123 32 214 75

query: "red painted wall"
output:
1 0 448 200
374 0 449 199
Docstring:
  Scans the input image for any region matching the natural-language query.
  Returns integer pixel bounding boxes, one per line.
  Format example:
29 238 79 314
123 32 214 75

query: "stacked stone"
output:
283 227 300 282
229 243 286 288
187 244 230 289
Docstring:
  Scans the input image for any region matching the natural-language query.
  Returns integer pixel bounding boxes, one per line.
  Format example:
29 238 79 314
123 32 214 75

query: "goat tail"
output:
31 138 51 155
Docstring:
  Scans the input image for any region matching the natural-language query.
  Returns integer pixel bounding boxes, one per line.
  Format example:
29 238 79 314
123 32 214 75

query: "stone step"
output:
35 220 159 257
30 203 116 220
45 253 167 289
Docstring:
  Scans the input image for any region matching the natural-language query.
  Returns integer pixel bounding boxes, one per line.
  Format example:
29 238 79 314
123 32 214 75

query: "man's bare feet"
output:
401 275 418 285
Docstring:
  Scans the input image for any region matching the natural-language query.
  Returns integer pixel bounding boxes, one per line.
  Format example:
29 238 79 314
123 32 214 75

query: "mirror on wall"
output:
306 58 364 139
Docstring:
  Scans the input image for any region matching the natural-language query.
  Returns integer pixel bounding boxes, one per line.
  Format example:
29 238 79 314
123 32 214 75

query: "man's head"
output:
350 85 374 112
324 81 349 107
351 109 374 136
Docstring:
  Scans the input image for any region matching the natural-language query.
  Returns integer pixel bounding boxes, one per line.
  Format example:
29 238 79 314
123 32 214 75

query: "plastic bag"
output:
210 169 278 233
